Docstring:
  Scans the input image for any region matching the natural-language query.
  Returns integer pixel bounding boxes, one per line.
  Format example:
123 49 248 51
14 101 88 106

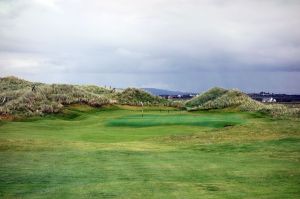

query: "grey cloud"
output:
0 0 300 93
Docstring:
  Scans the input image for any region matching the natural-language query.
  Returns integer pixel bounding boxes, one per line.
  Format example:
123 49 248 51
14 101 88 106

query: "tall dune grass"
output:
186 88 300 118
116 88 169 106
0 77 171 116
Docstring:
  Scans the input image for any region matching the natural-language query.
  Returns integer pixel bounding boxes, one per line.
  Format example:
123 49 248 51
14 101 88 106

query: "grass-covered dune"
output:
185 87 228 108
0 76 168 117
0 105 299 198
116 88 168 106
1 76 299 119
186 87 300 118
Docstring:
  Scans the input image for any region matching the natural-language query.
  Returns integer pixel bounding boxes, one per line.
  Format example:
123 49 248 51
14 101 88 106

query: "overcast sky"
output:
0 0 300 93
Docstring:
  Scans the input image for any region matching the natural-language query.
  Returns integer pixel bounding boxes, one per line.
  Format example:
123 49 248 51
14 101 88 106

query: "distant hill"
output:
142 88 193 96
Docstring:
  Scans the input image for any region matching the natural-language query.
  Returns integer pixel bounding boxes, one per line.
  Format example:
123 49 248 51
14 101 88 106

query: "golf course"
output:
0 104 299 198
1 0 300 198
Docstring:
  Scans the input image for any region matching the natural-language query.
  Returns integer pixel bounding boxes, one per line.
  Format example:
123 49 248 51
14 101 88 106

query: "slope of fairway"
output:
0 106 299 198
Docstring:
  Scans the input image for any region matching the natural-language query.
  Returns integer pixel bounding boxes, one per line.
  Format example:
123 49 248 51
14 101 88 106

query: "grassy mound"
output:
0 83 111 116
116 88 168 106
186 88 300 117
0 77 117 116
185 87 227 107
185 88 261 110
0 77 170 117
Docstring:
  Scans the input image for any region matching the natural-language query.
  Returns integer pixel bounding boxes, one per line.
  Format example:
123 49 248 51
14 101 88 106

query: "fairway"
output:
0 105 299 198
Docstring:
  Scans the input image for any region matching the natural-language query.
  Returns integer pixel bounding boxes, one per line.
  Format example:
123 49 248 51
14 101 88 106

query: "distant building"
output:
262 97 276 103
248 92 300 103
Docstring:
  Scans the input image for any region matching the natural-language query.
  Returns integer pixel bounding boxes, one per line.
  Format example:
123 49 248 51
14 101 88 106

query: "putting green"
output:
106 113 245 127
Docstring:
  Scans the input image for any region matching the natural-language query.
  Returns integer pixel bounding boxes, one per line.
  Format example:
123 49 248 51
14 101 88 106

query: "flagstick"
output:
141 102 144 118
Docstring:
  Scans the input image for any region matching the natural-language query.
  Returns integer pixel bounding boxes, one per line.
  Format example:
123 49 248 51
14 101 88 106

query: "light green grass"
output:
0 105 299 198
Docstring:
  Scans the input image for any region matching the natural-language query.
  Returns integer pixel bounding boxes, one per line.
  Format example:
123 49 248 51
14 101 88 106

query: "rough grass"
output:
186 87 300 118
0 76 38 92
0 106 299 198
2 77 298 119
185 87 227 107
116 88 169 106
0 77 169 117
0 84 111 116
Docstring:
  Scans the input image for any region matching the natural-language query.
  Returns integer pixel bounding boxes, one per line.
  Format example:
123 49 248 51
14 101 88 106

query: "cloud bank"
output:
0 0 300 93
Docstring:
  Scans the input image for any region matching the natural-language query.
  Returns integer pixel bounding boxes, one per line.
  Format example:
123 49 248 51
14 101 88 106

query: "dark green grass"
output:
106 113 245 127
0 105 299 198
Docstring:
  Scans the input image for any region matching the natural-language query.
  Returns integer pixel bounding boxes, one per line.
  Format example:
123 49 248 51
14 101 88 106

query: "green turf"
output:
106 113 245 127
0 105 299 198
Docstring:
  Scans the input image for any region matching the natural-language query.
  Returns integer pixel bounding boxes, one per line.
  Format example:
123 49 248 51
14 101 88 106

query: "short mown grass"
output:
0 105 299 198
106 113 245 128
